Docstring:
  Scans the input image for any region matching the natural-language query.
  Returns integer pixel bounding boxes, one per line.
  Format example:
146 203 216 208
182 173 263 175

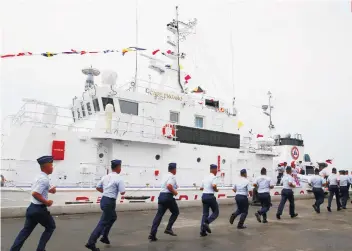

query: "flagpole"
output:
134 0 139 92
176 6 183 93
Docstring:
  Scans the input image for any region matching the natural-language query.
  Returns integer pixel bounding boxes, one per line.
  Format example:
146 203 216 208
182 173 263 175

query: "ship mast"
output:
175 6 183 93
133 0 139 92
262 91 275 133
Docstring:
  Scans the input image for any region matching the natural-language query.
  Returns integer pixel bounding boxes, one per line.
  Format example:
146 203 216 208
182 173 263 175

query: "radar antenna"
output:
82 66 100 91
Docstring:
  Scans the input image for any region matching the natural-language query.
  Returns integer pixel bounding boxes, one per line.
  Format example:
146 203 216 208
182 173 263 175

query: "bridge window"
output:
77 108 81 119
195 116 204 128
93 99 100 112
170 111 179 123
71 109 76 122
86 102 92 115
81 103 86 117
119 99 138 115
102 97 115 111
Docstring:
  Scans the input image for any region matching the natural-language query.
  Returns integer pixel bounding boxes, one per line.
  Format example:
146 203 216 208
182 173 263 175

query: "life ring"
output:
162 124 175 139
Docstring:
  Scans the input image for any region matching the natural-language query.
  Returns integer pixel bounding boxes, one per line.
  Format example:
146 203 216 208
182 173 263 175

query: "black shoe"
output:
255 212 261 223
342 207 347 209
164 229 177 236
312 204 318 212
337 207 342 211
148 234 158 242
100 237 110 245
291 213 298 218
276 214 281 220
200 231 208 237
85 244 100 251
229 213 237 224
237 225 247 229
203 223 211 233
262 219 268 223
327 207 331 212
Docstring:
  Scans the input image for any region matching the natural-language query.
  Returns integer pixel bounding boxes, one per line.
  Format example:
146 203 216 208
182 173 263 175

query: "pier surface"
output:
1 199 351 251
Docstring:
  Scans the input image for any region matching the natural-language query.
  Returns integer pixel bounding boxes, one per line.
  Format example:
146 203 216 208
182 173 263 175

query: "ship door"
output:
96 143 109 181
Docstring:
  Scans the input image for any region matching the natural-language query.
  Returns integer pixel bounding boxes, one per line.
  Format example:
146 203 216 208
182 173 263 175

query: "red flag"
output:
256 134 264 138
1 54 16 58
326 159 332 164
17 52 32 56
166 49 172 54
185 75 191 81
152 49 160 55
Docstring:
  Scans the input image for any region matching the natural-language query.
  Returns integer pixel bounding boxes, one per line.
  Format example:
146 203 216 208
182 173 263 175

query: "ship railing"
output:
120 78 234 108
9 105 179 141
0 159 38 187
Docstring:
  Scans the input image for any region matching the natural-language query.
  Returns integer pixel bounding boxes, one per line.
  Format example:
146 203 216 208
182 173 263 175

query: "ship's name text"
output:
145 88 183 101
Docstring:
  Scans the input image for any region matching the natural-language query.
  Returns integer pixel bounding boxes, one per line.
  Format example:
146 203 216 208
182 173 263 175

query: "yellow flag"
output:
179 64 184 70
237 121 244 129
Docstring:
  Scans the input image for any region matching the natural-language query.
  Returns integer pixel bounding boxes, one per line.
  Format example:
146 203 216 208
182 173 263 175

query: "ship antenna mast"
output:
133 0 139 92
262 91 275 133
175 6 183 93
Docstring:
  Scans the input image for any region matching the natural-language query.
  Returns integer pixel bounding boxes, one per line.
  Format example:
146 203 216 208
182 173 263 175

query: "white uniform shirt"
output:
233 177 250 196
339 175 349 187
309 175 325 188
31 172 50 204
97 172 125 199
349 174 352 184
160 172 177 193
327 174 338 186
281 174 294 189
276 166 285 173
201 173 218 194
254 175 273 193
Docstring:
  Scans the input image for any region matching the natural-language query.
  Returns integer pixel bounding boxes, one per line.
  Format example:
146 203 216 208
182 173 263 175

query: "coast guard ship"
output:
0 8 315 205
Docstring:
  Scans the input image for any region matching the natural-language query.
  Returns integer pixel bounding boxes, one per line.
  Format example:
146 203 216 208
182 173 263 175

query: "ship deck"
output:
1 199 351 251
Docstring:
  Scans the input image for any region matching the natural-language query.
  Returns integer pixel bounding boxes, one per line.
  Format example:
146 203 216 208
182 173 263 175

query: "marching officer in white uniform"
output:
199 164 220 237
86 159 126 251
339 170 349 209
253 167 274 223
10 156 57 251
276 166 298 219
308 168 326 213
148 163 179 241
229 169 250 229
275 163 285 185
327 167 341 212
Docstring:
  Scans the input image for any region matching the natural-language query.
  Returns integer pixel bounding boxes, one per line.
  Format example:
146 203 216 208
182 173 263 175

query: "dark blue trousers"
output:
233 194 249 226
10 203 56 251
340 186 348 208
277 189 295 216
257 192 271 220
88 196 117 245
200 194 219 233
150 193 179 236
312 187 324 212
328 185 341 209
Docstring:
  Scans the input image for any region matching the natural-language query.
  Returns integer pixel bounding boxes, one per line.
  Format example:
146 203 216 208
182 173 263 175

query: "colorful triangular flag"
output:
41 52 57 57
191 86 204 93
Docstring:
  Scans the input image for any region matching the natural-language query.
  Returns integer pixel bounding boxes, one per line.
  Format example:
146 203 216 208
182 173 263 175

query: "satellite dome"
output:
101 70 118 86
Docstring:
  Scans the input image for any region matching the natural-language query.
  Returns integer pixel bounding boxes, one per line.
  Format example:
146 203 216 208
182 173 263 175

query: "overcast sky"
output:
1 0 352 167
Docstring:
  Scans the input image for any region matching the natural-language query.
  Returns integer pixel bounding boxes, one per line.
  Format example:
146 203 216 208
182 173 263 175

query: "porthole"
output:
197 157 201 163
99 153 104 158
155 155 160 160
222 159 226 164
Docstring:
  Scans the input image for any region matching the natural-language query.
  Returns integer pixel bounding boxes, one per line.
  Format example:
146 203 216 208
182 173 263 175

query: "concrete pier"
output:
1 199 351 251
